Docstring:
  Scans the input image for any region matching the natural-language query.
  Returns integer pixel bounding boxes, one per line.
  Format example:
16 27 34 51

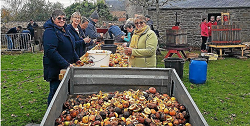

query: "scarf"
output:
130 25 150 48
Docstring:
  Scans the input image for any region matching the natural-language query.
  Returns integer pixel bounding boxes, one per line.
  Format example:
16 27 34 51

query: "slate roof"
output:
106 0 126 11
160 0 250 9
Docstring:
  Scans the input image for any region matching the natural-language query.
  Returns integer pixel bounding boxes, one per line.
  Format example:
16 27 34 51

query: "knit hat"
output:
145 15 151 18
90 11 99 19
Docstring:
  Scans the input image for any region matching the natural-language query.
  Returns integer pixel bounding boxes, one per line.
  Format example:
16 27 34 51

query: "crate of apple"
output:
55 87 192 126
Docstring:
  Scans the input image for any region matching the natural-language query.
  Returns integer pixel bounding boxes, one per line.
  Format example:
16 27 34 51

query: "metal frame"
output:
1 33 33 52
40 67 208 126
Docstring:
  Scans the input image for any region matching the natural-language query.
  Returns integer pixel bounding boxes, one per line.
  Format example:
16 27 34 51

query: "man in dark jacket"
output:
27 19 38 39
85 11 103 39
6 26 22 50
43 10 80 105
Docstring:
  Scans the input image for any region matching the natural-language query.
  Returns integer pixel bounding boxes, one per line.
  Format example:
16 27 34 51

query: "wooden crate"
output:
211 25 241 45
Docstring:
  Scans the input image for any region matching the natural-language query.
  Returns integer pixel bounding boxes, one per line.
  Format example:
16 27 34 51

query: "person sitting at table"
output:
85 11 103 39
66 12 91 57
124 15 158 68
108 22 126 42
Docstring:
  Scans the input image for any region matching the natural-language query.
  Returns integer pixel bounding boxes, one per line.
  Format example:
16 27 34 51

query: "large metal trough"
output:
40 67 208 126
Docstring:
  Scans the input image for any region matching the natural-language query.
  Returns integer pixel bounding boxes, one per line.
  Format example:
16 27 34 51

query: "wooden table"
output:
208 44 246 57
164 47 189 58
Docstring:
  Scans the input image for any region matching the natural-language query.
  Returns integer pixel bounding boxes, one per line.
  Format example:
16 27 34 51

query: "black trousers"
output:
201 36 207 50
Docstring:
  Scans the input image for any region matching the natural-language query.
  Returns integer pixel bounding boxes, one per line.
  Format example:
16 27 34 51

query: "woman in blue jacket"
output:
66 12 91 57
43 10 81 105
121 23 135 47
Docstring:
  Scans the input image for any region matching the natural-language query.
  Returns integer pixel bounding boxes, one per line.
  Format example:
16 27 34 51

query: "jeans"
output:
48 80 61 106
6 35 13 50
208 36 212 42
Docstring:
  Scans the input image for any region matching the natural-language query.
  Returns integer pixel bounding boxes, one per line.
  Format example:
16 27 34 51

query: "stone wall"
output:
148 7 250 47
1 20 124 34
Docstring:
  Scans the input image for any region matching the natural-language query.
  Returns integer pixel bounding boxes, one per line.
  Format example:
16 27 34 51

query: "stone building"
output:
146 0 250 47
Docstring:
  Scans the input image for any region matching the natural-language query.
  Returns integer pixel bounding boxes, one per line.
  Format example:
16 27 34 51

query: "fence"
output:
1 33 33 51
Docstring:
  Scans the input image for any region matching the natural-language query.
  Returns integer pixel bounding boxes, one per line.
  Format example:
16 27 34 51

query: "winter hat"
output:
90 11 99 19
145 15 151 18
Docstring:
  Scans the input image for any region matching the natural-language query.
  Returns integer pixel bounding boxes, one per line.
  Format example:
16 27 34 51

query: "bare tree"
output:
127 0 176 29
3 0 28 19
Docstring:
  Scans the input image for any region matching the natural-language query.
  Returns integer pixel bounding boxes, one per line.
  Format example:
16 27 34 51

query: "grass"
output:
1 53 48 126
1 51 250 125
157 51 250 125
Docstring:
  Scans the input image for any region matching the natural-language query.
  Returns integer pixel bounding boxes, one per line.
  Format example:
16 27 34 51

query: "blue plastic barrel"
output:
189 58 207 84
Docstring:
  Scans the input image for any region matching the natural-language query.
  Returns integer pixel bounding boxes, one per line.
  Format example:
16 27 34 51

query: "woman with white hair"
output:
66 12 91 57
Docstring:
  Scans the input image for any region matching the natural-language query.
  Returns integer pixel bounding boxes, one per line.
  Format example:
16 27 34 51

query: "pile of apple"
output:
55 87 192 126
109 53 129 67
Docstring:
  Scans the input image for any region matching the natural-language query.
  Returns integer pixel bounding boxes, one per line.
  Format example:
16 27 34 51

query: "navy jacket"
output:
85 19 101 39
43 18 79 81
108 25 125 39
7 27 18 34
27 22 38 37
66 24 86 57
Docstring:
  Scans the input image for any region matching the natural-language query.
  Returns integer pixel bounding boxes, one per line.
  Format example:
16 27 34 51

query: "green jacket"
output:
130 28 158 68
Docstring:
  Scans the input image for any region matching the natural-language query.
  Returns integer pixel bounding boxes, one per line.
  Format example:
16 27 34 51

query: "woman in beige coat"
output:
124 15 158 67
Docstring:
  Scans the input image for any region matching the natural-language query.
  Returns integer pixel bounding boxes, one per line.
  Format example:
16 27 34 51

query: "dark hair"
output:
52 10 66 20
81 16 89 24
124 23 135 29
202 18 206 22
17 26 22 29
145 15 151 18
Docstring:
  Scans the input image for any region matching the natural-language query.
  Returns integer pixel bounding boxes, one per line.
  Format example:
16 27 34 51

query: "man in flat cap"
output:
85 11 103 39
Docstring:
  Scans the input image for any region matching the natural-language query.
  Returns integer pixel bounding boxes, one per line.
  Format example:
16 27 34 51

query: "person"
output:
121 23 135 47
20 30 31 49
207 16 217 42
216 16 221 25
119 22 127 36
145 15 154 31
200 18 209 53
27 19 38 39
6 26 22 50
124 15 158 68
80 16 90 33
85 11 103 39
108 22 126 42
66 12 91 57
79 16 94 52
43 10 81 105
